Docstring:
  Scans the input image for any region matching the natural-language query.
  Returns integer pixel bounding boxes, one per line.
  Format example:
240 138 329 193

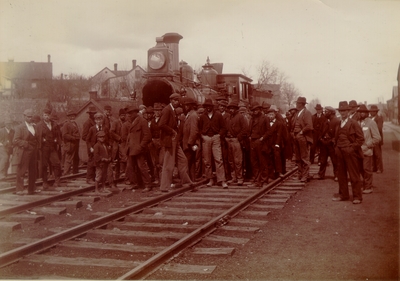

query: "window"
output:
31 82 37 89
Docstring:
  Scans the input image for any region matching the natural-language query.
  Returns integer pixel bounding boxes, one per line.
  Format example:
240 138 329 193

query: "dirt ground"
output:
172 127 398 280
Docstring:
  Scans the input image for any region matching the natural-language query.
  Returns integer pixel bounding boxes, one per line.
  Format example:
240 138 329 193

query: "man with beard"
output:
36 108 62 190
357 104 381 194
217 99 231 181
182 97 199 181
148 103 163 185
225 100 248 186
248 102 268 187
290 97 313 182
198 98 228 188
314 106 339 180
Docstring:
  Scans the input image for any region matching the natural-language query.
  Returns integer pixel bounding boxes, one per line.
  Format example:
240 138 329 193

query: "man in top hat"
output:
225 100 248 186
348 100 360 121
12 109 39 194
357 104 381 194
333 101 364 204
82 106 97 182
0 117 14 180
61 110 80 176
369 105 383 173
110 108 126 181
125 105 154 192
314 106 339 180
290 97 313 182
159 93 194 192
199 98 228 188
310 104 326 164
36 108 62 190
182 97 199 181
248 102 268 187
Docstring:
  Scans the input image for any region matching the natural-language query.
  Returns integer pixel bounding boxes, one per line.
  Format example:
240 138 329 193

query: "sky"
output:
1 0 399 107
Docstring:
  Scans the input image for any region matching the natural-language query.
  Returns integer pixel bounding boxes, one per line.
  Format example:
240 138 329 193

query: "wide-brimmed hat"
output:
296 97 307 104
357 104 369 112
337 101 350 111
43 108 52 115
267 105 279 113
239 106 247 113
289 107 298 112
87 106 97 114
315 104 323 110
203 98 214 107
126 105 139 113
348 100 358 108
169 93 181 100
248 102 259 111
227 101 239 109
369 105 379 112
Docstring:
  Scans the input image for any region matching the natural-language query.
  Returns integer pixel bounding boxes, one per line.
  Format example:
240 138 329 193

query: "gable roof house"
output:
0 55 53 98
90 60 146 103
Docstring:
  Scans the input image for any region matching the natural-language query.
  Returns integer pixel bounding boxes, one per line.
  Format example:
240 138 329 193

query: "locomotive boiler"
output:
142 32 253 107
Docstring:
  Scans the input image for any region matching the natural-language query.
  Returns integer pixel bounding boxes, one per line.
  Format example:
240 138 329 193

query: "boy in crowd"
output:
93 131 111 193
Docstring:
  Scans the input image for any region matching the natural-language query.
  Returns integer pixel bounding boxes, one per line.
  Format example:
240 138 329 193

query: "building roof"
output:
0 61 52 80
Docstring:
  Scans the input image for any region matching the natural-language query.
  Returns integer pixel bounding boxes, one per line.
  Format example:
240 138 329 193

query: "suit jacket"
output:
82 118 95 141
372 115 384 145
292 108 313 144
249 114 267 139
126 115 151 156
334 118 364 159
182 110 199 150
110 118 124 143
159 104 178 148
36 120 62 149
11 122 39 165
93 141 110 165
312 113 327 140
0 127 14 154
262 119 284 152
61 120 80 143
86 125 110 150
226 112 248 141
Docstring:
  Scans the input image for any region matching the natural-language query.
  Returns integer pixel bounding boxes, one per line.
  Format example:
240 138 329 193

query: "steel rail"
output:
118 167 298 280
0 180 207 268
0 166 86 194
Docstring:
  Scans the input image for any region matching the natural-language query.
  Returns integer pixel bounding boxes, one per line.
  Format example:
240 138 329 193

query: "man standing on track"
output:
61 110 80 176
290 97 313 182
12 109 39 195
332 101 364 204
159 93 194 192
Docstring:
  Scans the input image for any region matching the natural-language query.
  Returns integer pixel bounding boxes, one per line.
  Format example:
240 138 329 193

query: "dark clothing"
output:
199 111 227 137
0 127 14 179
93 141 110 183
249 114 268 184
310 113 326 163
61 120 80 175
318 116 340 179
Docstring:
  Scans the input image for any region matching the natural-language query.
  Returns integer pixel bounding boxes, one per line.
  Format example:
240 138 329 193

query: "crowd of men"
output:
0 95 384 204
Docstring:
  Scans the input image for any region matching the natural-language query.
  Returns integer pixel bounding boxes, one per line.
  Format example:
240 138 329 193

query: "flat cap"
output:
169 93 181 100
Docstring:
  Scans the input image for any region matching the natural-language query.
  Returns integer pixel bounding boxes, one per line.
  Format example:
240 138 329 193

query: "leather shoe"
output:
222 182 228 189
206 179 214 187
332 196 348 201
352 199 362 204
363 188 373 194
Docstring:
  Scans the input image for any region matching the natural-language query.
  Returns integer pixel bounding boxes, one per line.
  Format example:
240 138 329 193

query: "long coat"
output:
159 104 177 148
11 122 39 166
292 108 313 144
182 110 199 150
126 115 151 156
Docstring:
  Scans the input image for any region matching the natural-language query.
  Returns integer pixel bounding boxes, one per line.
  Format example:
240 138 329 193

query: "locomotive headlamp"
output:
149 52 166 70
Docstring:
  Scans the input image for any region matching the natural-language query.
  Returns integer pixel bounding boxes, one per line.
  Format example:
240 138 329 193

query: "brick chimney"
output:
48 54 51 63
132 60 137 69
89 91 97 100
114 63 118 71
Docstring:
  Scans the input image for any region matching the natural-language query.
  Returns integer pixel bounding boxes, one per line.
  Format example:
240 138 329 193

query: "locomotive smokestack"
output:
162 32 183 73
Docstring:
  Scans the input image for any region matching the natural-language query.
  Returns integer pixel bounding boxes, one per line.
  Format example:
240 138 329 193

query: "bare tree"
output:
281 81 301 110
255 60 279 90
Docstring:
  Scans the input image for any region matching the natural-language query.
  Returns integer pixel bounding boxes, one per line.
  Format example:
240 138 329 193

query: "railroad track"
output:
0 162 307 280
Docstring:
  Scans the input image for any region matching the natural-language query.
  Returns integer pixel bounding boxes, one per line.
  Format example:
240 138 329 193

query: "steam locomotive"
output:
142 32 253 107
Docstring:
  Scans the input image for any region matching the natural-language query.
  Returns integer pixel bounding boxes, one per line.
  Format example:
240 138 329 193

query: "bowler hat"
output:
175 107 184 115
87 106 97 114
289 107 297 112
296 97 308 104
23 109 34 117
325 106 335 112
94 113 104 119
215 96 228 102
96 131 106 137
154 103 163 111
369 105 379 112
250 102 262 111
357 104 369 112
227 101 239 108
203 98 214 107
349 100 358 108
119 108 126 115
183 97 197 105
126 105 139 113
218 100 228 107
169 93 181 100
337 101 350 111
146 106 154 114
66 110 76 116
314 104 323 110
239 106 247 113
267 105 279 113
262 102 271 109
